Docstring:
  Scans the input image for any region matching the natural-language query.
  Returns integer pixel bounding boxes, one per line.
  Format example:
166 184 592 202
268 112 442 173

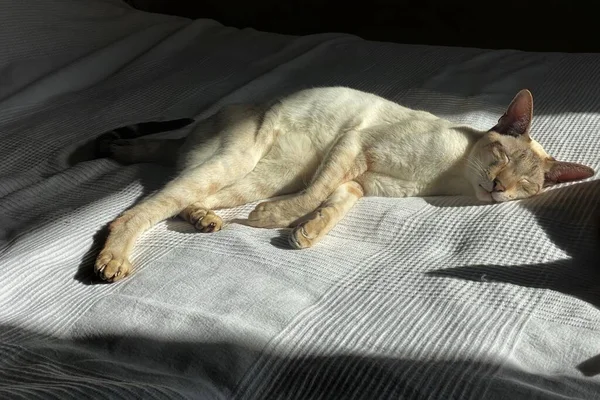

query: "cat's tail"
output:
95 118 194 166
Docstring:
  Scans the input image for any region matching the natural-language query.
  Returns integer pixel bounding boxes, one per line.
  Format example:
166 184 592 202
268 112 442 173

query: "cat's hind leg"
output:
96 158 265 282
95 106 278 282
246 131 367 228
288 181 363 249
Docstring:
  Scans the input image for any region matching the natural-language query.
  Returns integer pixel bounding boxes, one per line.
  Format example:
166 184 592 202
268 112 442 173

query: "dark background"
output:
125 0 594 53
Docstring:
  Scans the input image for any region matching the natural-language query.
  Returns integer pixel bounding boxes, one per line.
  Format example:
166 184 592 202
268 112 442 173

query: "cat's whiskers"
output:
466 158 485 178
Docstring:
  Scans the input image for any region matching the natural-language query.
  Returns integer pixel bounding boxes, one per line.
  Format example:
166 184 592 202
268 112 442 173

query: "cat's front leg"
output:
95 211 138 281
247 130 367 229
288 181 363 249
95 161 242 281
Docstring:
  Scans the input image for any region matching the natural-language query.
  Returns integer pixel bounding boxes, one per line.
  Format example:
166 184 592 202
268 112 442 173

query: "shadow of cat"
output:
423 180 600 307
423 180 600 374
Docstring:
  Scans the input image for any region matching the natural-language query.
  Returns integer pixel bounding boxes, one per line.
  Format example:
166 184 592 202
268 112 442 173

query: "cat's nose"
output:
492 179 505 192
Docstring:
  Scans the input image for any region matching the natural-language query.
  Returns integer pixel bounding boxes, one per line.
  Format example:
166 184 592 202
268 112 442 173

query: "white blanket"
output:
1 1 599 398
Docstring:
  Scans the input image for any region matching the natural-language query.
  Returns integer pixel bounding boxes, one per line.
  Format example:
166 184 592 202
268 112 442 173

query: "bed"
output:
1 0 599 398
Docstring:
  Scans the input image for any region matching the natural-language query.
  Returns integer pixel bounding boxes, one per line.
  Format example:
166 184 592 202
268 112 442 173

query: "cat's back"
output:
281 86 389 108
274 87 415 135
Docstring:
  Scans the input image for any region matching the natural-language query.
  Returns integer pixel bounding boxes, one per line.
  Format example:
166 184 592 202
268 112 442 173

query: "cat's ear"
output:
491 89 534 137
543 160 595 187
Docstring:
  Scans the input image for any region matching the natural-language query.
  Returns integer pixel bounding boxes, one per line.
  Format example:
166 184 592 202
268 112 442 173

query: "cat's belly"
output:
356 171 475 198
356 172 422 198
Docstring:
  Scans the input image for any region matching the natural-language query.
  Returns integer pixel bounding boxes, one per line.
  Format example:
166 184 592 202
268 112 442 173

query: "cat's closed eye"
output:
519 178 540 194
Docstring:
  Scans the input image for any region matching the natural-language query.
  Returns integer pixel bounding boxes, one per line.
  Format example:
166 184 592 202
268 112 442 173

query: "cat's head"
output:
468 89 595 202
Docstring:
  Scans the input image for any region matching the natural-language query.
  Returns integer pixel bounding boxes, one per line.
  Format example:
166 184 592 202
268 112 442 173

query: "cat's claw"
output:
183 208 223 233
95 251 131 282
194 210 223 233
288 224 315 249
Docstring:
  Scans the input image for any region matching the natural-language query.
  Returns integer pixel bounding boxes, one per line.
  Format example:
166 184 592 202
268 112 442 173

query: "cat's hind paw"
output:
181 206 223 233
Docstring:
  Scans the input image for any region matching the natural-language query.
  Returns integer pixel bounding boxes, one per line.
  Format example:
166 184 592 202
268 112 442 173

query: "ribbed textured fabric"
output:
1 1 599 399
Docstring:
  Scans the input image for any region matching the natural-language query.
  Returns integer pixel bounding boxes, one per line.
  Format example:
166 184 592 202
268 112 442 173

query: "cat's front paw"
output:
288 223 315 249
288 214 327 249
247 203 292 228
95 250 131 282
247 200 309 228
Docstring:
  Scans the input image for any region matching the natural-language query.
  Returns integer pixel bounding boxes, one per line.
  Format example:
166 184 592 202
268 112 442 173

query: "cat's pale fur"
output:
95 87 595 282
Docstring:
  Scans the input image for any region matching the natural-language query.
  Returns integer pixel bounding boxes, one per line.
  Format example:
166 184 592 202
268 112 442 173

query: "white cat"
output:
94 87 594 282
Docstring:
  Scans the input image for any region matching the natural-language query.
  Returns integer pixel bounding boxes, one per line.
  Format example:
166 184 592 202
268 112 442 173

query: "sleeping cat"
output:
94 87 595 282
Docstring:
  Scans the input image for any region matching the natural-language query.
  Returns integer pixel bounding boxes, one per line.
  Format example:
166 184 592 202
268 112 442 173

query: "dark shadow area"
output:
73 224 111 285
578 354 600 377
268 228 294 250
1 323 597 399
126 0 599 53
68 118 195 168
425 180 600 307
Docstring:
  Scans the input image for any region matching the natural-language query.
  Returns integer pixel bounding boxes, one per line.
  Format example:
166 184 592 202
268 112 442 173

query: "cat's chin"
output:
474 187 494 203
